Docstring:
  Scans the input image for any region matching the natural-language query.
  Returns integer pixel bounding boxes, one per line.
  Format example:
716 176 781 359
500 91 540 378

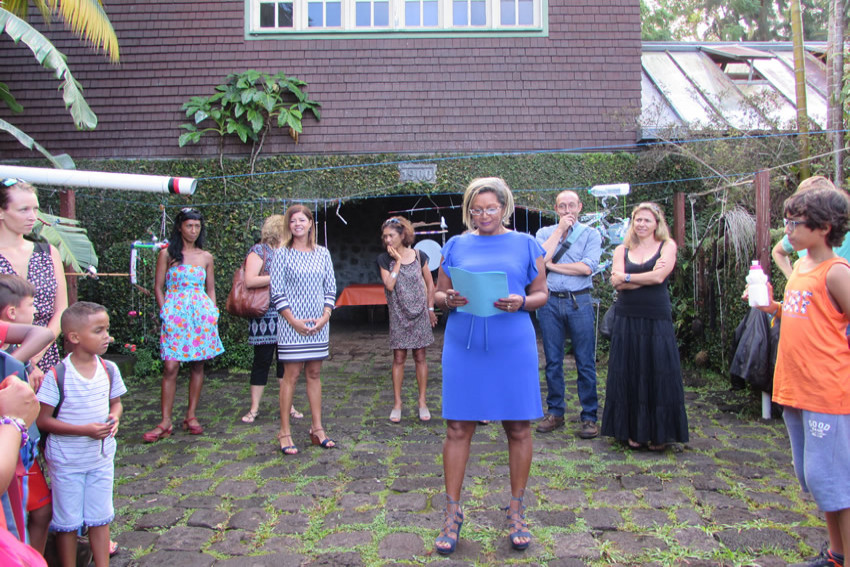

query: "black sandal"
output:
503 492 531 551
434 496 464 555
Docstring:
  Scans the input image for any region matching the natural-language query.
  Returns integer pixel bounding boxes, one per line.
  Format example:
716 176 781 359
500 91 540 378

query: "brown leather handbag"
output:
225 248 269 318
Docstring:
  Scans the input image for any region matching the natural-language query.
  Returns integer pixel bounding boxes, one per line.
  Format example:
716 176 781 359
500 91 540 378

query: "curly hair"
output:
261 214 287 248
784 188 850 248
381 216 415 247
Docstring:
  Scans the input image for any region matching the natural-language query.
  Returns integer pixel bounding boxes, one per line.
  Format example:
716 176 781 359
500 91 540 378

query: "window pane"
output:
308 2 323 26
278 2 294 27
356 2 371 25
518 0 532 24
500 0 514 25
423 0 438 25
260 3 275 27
374 2 389 25
453 0 467 25
405 1 420 25
327 1 341 25
471 0 485 25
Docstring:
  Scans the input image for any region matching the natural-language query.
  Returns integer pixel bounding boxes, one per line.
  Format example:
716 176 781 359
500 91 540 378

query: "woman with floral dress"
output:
143 208 224 443
377 216 437 423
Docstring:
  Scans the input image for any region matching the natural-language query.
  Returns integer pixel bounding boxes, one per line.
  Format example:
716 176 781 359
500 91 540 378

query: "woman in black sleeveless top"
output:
602 202 688 451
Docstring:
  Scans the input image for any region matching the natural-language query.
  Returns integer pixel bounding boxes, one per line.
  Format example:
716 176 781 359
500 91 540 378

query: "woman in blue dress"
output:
144 208 224 442
433 178 548 555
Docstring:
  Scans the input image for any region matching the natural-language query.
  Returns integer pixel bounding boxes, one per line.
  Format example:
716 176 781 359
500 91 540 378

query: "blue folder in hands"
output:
448 267 509 317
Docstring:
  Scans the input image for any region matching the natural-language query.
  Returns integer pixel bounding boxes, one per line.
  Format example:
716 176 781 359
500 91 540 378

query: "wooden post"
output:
59 188 77 305
673 192 685 248
755 170 771 270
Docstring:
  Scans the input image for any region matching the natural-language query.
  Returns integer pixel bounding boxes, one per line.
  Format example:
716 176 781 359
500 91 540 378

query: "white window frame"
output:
248 0 545 36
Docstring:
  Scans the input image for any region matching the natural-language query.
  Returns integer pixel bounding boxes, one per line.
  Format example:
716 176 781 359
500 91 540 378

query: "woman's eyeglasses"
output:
2 178 22 187
469 207 501 216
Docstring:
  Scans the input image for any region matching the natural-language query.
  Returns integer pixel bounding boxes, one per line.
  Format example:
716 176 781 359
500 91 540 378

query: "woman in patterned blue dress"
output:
143 208 224 443
433 178 548 555
269 205 337 455
240 214 302 424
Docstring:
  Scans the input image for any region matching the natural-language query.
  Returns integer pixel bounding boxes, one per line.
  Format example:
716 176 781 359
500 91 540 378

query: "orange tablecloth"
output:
336 283 387 306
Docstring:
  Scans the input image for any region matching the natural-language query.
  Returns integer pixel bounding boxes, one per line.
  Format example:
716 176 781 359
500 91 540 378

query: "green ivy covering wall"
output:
30 151 738 374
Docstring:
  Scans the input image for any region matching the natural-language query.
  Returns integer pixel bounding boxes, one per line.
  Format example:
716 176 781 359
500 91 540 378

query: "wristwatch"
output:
625 274 631 283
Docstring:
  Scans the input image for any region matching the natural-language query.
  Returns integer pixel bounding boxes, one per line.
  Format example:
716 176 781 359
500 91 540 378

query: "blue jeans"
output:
538 292 598 422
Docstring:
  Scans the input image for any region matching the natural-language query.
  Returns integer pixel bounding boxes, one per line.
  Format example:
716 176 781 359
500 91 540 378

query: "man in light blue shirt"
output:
535 190 602 438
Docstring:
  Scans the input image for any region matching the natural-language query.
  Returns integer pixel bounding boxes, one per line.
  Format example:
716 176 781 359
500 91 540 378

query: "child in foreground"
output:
36 301 126 567
0 274 56 553
759 188 850 567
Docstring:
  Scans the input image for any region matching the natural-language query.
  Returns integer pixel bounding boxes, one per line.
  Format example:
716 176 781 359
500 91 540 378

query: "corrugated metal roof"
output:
640 42 828 140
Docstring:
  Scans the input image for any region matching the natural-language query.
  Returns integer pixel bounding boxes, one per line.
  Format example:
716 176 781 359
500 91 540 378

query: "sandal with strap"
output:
142 424 172 443
309 427 336 448
434 496 464 555
503 492 531 551
182 417 204 435
241 410 259 423
278 433 298 456
289 406 304 419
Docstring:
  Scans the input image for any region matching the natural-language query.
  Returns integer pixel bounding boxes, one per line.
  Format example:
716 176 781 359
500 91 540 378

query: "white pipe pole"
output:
0 165 196 195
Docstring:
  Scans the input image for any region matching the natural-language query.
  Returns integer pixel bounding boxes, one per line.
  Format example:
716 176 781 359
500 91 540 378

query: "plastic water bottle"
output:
746 260 769 307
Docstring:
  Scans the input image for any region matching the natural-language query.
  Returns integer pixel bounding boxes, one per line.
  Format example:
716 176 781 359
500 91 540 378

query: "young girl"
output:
143 208 224 442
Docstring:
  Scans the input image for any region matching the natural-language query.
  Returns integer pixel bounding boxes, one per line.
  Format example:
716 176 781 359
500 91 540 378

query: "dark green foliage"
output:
31 146 817 375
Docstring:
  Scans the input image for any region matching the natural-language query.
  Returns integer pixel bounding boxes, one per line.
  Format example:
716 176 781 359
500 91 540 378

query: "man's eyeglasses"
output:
2 178 22 187
557 202 580 211
783 218 806 231
469 207 501 216
181 207 199 214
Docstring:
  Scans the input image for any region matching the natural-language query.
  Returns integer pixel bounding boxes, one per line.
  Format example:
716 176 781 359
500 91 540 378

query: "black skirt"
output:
601 311 689 445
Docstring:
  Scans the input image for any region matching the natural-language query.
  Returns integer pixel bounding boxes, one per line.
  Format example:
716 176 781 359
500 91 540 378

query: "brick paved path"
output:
109 322 825 566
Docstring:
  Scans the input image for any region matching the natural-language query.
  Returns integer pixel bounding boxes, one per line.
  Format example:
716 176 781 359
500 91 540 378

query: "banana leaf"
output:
0 117 76 169
30 212 98 272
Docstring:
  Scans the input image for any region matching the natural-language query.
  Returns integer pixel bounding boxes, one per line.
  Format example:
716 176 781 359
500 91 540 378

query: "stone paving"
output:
108 321 827 566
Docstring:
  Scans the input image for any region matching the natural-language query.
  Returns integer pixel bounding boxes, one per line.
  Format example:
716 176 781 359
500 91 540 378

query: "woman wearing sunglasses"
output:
143 207 224 442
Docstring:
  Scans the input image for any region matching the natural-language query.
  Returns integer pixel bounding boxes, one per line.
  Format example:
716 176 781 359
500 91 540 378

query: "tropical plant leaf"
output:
0 81 24 113
45 0 119 62
31 211 98 272
0 8 98 130
0 117 77 169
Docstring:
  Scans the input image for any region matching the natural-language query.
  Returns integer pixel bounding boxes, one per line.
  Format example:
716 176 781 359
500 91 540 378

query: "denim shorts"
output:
783 407 850 512
47 461 115 532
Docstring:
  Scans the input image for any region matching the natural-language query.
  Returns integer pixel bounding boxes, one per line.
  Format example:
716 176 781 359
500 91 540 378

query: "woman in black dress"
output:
602 202 688 451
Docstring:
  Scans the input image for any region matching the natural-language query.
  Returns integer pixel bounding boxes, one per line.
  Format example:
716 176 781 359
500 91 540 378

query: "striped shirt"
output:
37 354 127 472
